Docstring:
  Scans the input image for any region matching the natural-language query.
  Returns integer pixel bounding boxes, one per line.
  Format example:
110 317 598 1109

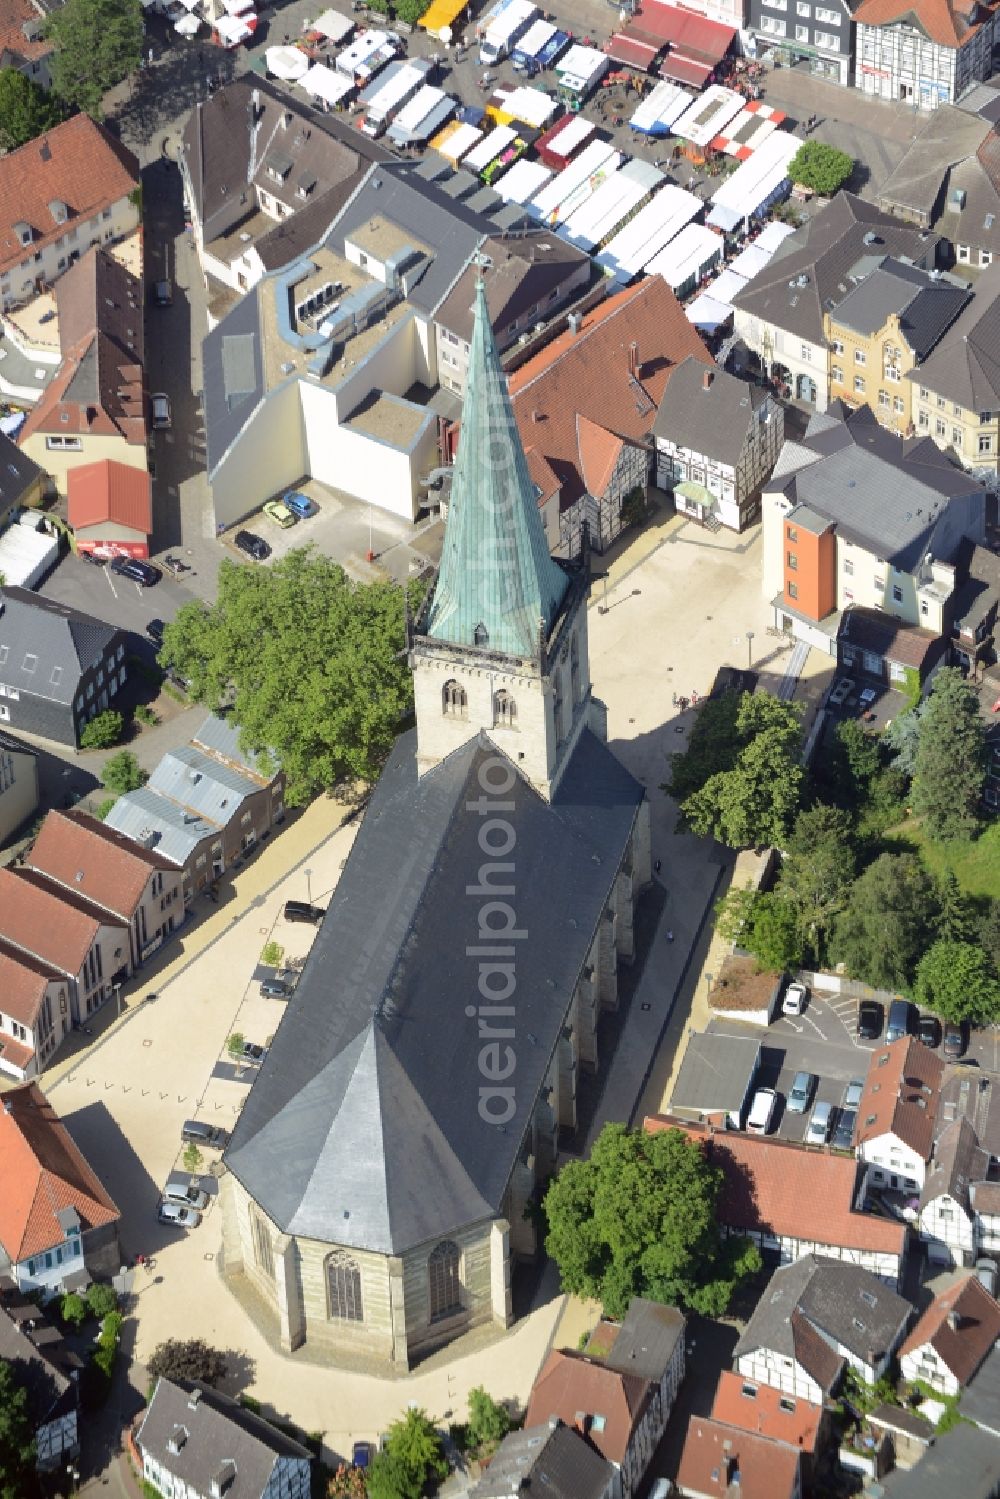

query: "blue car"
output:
283 490 316 519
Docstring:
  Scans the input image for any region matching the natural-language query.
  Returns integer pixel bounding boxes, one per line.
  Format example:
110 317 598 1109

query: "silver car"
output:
843 1078 864 1110
162 1181 210 1211
787 1071 816 1115
806 1101 833 1145
157 1200 202 1228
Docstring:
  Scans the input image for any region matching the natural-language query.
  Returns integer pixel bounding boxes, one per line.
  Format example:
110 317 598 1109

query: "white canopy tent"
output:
174 13 201 34
311 7 353 41
266 45 310 80
215 13 254 44
493 158 552 204
300 62 354 106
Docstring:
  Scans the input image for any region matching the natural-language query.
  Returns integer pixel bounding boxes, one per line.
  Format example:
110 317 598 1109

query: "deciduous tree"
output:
911 668 985 842
779 802 856 954
664 690 742 803
0 68 61 151
367 1409 448 1499
543 1122 761 1319
101 749 145 793
935 870 977 943
160 550 420 805
787 140 853 195
714 886 803 971
0 1361 35 1499
147 1339 228 1387
831 851 937 991
79 710 123 750
915 939 1000 1024
46 0 143 116
681 693 804 849
465 1387 511 1459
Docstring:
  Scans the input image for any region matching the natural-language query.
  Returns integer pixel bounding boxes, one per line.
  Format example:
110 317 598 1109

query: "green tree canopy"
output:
147 1339 228 1386
665 690 742 803
714 886 803 972
0 1360 36 1499
395 0 430 20
465 1387 511 1458
833 719 880 799
779 802 856 955
935 870 977 944
160 550 419 805
911 668 985 842
831 851 937 991
884 701 928 778
367 1409 448 1499
80 710 123 750
788 140 853 195
915 939 1000 1024
543 1122 761 1319
0 68 62 151
101 748 146 793
45 0 143 115
680 692 804 849
980 898 1000 972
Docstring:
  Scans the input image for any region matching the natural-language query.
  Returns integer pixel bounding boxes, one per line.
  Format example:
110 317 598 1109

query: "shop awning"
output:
605 33 661 70
660 53 713 87
706 201 742 231
642 4 736 63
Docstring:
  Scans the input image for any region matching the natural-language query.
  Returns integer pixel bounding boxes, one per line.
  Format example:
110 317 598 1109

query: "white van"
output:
747 1087 777 1134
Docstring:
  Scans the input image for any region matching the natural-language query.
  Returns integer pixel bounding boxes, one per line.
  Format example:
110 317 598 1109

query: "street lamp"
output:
305 867 313 905
113 981 122 1020
705 971 714 997
746 630 755 670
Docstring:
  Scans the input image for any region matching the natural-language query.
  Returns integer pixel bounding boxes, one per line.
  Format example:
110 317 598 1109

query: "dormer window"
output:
13 221 31 248
48 199 69 226
166 1425 188 1455
210 1460 237 1497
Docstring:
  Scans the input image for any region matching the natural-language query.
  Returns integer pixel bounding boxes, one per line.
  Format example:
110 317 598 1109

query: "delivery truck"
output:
479 0 538 66
360 57 433 137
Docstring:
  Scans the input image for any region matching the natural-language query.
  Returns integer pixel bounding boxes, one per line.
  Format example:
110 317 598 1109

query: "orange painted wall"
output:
783 519 835 621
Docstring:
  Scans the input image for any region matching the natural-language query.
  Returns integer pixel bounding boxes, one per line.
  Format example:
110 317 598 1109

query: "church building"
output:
218 275 652 1370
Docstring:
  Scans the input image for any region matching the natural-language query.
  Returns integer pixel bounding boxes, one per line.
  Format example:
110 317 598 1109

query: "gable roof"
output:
0 866 125 975
856 1036 944 1158
877 102 994 221
852 0 998 49
508 279 712 510
921 1115 990 1211
0 937 64 1029
651 357 769 468
20 248 146 447
899 1272 1000 1385
906 259 1000 410
735 1254 910 1381
137 1377 310 1499
224 729 643 1256
576 415 625 500
0 1302 75 1435
676 1416 801 1499
0 429 42 514
435 230 590 345
600 1298 686 1383
67 459 152 537
0 1081 119 1262
468 1419 614 1499
711 1371 822 1452
0 115 139 278
104 784 220 869
27 809 177 922
732 192 941 346
0 0 53 71
645 1117 907 1259
424 276 569 658
0 587 120 705
828 257 970 358
525 1349 652 1466
879 1421 1000 1497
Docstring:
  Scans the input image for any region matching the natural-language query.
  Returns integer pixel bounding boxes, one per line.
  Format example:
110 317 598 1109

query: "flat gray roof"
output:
670 1032 760 1116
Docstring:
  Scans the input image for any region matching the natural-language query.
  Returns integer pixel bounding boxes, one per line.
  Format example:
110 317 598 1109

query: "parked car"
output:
943 1021 968 1059
162 1182 210 1210
234 530 270 561
283 489 317 518
150 392 172 429
806 1100 833 1145
746 1087 778 1135
158 1200 202 1228
858 1000 883 1040
787 1070 816 1115
843 1078 864 1110
260 977 293 999
783 981 808 1016
146 618 165 645
918 1014 942 1049
181 1119 227 1148
151 278 172 306
886 997 916 1043
976 1256 997 1297
831 1108 856 1151
284 900 325 924
829 677 854 706
242 1041 266 1064
262 498 296 529
111 556 161 586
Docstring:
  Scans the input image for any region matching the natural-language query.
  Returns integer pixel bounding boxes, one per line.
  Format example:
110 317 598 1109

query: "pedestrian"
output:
654 858 662 874
666 929 675 942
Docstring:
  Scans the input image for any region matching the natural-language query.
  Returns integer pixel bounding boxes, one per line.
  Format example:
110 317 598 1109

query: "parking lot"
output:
38 546 201 639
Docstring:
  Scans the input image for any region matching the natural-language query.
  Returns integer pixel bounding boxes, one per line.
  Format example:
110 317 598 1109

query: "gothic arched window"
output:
493 689 517 728
251 1212 274 1280
442 679 468 718
428 1240 462 1321
326 1250 364 1322
474 622 490 648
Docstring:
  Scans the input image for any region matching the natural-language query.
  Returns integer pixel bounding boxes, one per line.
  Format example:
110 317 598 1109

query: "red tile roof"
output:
67 460 152 539
0 1082 119 1262
0 0 52 68
0 866 124 975
676 1416 801 1499
0 937 64 1029
900 1273 1000 1386
0 1032 34 1074
645 1117 907 1257
856 1037 943 1159
525 1350 652 1466
711 1371 822 1453
852 0 998 45
508 279 712 511
0 115 139 277
577 415 625 499
524 446 561 509
27 810 176 922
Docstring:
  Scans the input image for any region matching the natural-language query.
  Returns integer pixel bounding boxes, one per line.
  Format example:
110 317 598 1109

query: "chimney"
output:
628 340 639 378
188 1387 202 1411
703 368 714 390
948 1310 961 1332
532 409 541 423
567 311 582 335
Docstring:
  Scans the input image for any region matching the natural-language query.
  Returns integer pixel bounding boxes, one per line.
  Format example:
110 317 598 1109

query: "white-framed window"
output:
800 344 811 361
980 433 993 453
953 403 962 416
958 244 972 263
855 349 866 366
760 12 786 29
815 29 840 45
918 386 930 400
878 390 890 408
815 5 841 20
893 585 903 603
832 365 843 383
936 419 946 437
854 375 865 393
832 338 844 355
894 396 905 414
796 1 810 12
952 427 963 444
918 409 929 428
937 394 946 408
981 250 993 266
795 23 809 37
45 435 83 451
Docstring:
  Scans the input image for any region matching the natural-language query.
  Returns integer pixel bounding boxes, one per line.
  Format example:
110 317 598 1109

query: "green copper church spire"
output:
425 266 569 659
